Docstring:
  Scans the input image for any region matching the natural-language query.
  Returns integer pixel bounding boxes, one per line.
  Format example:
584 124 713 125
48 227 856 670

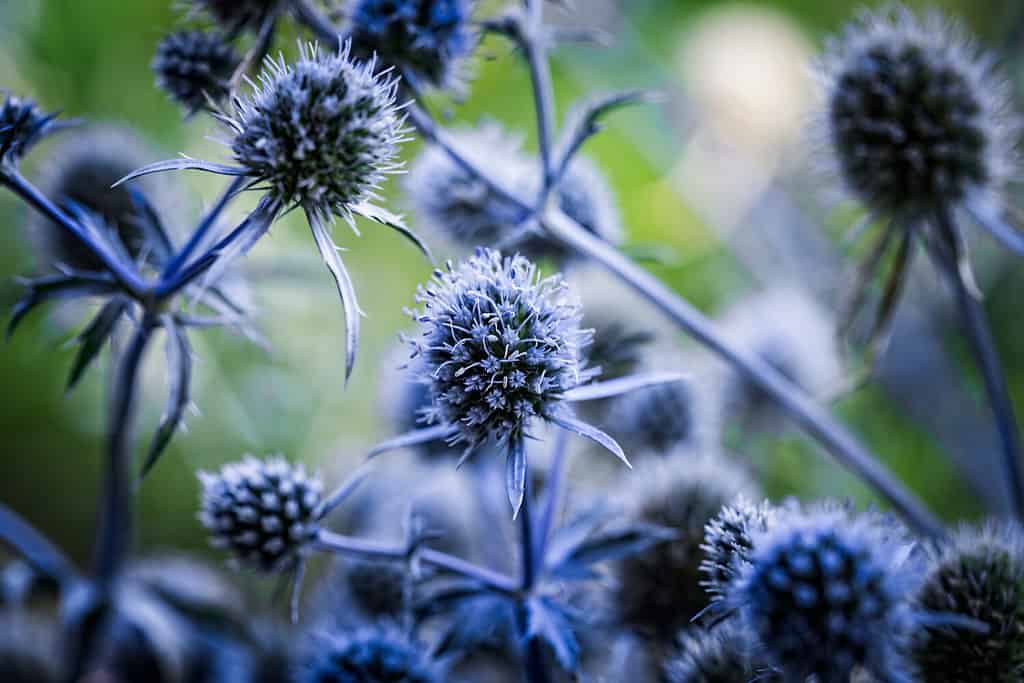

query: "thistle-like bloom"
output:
734 506 918 683
911 521 1024 683
298 626 442 683
0 95 64 167
185 0 280 34
699 497 776 605
606 356 700 458
611 457 758 642
663 623 775 683
347 0 478 90
406 123 622 265
153 30 239 114
199 455 324 572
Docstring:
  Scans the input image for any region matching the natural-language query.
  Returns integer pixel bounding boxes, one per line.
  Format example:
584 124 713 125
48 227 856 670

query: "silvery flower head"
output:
817 6 1017 221
734 506 919 683
911 520 1024 683
298 625 442 683
408 247 593 453
0 95 64 167
406 123 622 265
663 623 775 683
227 41 406 227
347 0 478 91
700 496 777 605
611 456 758 641
153 30 239 115
199 455 324 572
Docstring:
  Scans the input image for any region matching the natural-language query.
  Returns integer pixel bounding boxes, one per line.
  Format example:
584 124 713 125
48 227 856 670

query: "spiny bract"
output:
199 455 323 572
819 6 1017 217
347 0 478 90
735 507 917 683
227 41 406 226
912 521 1024 683
153 30 239 114
299 626 441 683
408 247 592 452
0 95 60 166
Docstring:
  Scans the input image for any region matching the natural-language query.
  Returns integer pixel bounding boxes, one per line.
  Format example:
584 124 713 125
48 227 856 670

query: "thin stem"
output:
0 171 147 297
290 0 340 40
418 548 518 595
517 487 551 683
93 316 156 590
543 207 945 537
0 502 78 586
533 429 568 571
933 208 1024 519
522 9 556 197
161 176 246 280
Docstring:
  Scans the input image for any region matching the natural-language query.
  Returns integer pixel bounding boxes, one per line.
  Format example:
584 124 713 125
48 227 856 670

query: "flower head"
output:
408 248 592 452
611 456 758 641
606 357 700 458
818 6 1017 218
734 506 918 683
228 41 406 225
185 0 280 33
663 623 775 683
347 0 478 90
153 30 239 114
0 95 63 166
199 455 323 572
911 520 1024 683
299 626 442 683
335 558 408 620
699 496 777 604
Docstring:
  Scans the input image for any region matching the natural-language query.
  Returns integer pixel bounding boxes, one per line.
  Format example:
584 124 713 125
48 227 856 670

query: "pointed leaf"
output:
8 273 117 338
525 597 580 672
966 200 1024 255
66 297 128 391
563 522 677 569
506 436 527 519
139 318 192 481
0 502 78 585
113 157 247 188
310 218 363 383
549 413 630 468
127 187 174 260
367 424 458 459
544 505 611 570
193 200 278 295
563 371 688 402
352 201 433 262
314 463 372 519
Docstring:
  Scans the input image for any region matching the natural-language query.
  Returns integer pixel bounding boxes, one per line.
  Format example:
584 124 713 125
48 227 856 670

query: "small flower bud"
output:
153 30 239 114
0 95 60 166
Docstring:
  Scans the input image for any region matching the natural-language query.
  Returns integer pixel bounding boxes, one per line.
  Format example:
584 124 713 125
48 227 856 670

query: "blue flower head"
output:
699 496 777 605
153 30 240 115
299 625 441 683
408 248 593 454
347 0 478 90
186 0 280 34
734 506 919 683
663 622 772 683
0 95 63 167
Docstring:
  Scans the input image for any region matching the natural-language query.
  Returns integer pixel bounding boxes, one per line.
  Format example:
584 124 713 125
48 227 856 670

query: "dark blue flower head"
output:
663 622 775 683
818 6 1018 218
606 357 701 458
0 95 63 167
912 520 1024 683
186 0 280 34
153 30 240 115
199 455 324 572
409 247 593 452
299 626 442 683
347 0 477 90
734 506 919 683
228 41 407 227
699 496 776 605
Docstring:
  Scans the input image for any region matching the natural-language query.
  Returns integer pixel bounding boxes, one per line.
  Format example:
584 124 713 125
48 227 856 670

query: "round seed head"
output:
0 95 59 166
818 6 1018 217
199 455 323 572
912 520 1024 683
700 496 777 604
299 626 442 683
347 0 478 90
27 125 171 273
228 41 406 224
611 456 758 642
153 30 239 114
663 623 775 683
735 507 917 683
185 0 279 33
408 247 592 450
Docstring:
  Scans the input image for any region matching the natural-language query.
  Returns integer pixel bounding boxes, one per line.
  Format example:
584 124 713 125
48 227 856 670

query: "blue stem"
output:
533 429 568 573
161 176 246 281
516 484 551 683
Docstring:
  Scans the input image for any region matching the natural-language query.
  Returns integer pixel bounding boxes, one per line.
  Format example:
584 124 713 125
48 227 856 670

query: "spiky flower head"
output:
734 506 918 683
153 30 239 114
228 41 406 225
408 247 593 452
338 558 408 620
663 623 775 683
700 496 777 604
818 6 1017 218
406 123 622 264
199 455 323 572
611 457 758 642
911 520 1024 683
347 0 478 90
27 125 169 273
299 626 442 683
185 0 280 33
0 95 62 166
606 359 699 458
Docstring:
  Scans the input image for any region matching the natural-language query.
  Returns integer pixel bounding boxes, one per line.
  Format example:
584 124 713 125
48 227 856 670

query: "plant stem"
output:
933 208 1024 519
161 176 246 281
517 484 551 683
533 429 568 570
522 3 556 196
0 503 77 586
543 207 944 537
